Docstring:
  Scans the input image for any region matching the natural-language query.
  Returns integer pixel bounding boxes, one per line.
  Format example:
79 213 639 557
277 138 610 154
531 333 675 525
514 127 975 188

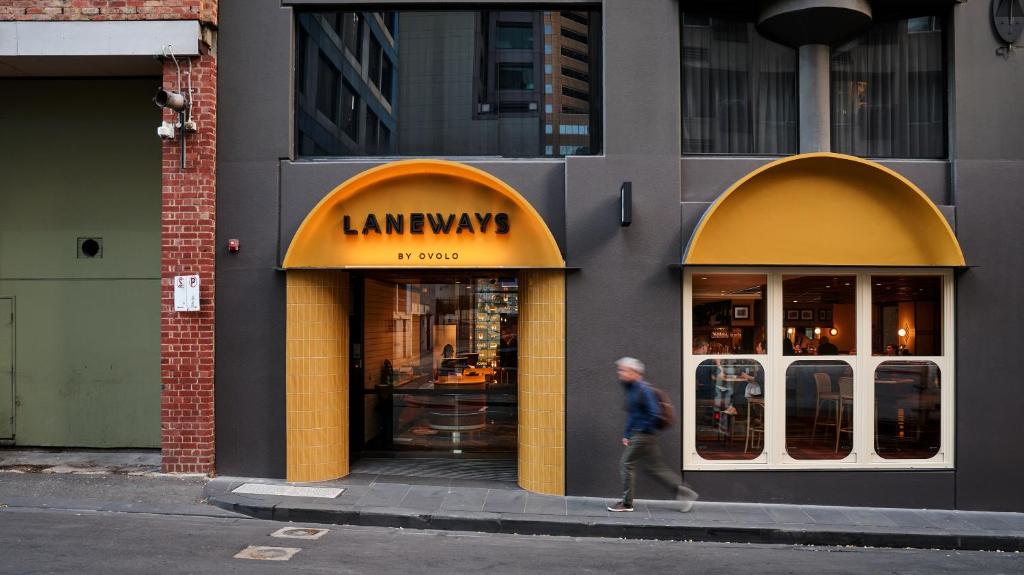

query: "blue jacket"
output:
622 379 658 438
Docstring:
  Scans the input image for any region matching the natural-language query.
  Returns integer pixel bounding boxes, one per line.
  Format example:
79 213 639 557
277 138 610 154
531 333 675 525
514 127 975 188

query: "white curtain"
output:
831 18 946 158
682 17 798 155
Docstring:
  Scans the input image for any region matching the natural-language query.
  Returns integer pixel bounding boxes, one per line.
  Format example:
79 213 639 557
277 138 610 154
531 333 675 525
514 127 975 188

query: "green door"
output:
0 298 12 439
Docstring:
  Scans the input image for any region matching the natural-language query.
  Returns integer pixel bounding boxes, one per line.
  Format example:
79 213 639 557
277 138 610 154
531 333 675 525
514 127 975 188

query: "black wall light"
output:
620 182 632 227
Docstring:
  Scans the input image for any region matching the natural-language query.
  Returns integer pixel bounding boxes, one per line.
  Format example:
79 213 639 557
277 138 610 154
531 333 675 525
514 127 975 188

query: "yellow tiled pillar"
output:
517 270 565 495
286 270 349 482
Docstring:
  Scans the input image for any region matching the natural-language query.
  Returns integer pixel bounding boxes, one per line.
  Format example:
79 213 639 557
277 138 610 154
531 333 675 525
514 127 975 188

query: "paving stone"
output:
524 494 568 516
482 489 528 513
764 505 815 525
724 504 776 526
400 485 448 511
566 497 611 518
440 487 489 512
801 505 856 526
876 508 931 529
840 508 898 528
355 483 411 507
957 511 1015 532
687 502 735 523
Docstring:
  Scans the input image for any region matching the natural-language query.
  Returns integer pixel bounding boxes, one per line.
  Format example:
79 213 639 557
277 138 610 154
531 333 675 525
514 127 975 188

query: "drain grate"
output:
232 483 344 498
271 527 330 540
234 546 301 561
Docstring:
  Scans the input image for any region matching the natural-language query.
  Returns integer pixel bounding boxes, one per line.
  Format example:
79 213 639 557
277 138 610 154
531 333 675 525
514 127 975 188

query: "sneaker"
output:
676 485 699 513
607 501 634 512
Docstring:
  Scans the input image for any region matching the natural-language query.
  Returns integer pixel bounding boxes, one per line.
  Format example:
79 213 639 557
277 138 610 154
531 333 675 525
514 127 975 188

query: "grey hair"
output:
615 356 645 375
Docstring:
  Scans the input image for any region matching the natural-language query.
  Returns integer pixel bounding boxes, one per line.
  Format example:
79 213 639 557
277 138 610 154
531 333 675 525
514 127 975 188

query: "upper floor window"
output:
296 8 602 158
681 13 798 155
831 17 947 159
682 12 947 160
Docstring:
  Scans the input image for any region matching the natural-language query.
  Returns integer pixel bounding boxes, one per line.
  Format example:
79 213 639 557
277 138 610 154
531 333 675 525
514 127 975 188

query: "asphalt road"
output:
1 506 1022 575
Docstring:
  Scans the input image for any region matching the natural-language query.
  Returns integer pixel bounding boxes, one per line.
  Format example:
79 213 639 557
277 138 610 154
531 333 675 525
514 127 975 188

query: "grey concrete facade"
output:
216 0 1024 512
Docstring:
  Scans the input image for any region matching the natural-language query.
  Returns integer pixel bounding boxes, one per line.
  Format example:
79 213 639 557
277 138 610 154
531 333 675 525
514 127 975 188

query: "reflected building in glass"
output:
296 12 397 156
296 9 600 158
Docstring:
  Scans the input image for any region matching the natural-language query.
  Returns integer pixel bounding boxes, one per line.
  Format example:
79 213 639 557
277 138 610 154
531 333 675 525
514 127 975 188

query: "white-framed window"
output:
683 268 954 471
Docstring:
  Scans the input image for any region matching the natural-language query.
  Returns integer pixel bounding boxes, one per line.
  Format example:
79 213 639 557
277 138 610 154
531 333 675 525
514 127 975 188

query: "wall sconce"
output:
619 182 632 227
829 327 839 337
898 322 913 346
813 327 821 336
786 327 794 335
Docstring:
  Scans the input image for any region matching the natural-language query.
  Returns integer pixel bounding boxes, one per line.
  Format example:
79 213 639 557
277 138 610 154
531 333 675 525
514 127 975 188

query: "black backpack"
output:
646 383 675 431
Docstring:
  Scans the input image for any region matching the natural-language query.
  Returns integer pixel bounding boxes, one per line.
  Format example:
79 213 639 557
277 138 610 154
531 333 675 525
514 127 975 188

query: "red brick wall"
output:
0 1 216 24
160 51 216 474
2 1 219 474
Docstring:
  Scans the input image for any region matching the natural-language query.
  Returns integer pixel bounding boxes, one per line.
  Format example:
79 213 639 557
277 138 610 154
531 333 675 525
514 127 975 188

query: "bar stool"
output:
836 376 854 453
811 372 839 443
745 397 764 453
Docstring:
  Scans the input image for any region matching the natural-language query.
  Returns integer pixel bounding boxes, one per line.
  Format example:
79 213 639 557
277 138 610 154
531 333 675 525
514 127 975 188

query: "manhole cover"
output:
233 546 301 561
272 527 329 540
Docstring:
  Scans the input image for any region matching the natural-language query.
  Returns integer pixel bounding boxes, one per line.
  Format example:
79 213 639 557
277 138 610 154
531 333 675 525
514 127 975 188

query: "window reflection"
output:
296 9 601 157
783 275 856 356
695 359 764 460
875 361 941 459
785 360 853 459
692 274 767 355
872 275 942 356
362 274 519 456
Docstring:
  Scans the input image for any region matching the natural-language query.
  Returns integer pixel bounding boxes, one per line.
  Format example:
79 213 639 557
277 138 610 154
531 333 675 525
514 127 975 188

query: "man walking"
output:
608 357 698 512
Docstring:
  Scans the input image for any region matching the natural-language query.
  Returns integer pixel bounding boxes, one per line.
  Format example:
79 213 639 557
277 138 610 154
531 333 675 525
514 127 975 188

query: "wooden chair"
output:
811 372 840 443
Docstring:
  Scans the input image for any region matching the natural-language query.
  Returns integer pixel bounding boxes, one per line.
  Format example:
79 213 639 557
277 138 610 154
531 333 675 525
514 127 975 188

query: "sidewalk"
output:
3 449 1022 552
205 472 1024 552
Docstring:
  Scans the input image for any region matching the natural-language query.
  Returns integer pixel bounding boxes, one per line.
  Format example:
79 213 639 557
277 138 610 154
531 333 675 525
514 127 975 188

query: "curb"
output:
205 492 1024 552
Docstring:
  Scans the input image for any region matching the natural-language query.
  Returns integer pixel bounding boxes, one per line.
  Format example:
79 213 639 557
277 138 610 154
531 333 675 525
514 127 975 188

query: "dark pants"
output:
620 432 681 505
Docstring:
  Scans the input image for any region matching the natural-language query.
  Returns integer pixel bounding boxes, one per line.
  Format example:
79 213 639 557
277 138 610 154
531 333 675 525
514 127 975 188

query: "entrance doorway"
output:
351 271 519 463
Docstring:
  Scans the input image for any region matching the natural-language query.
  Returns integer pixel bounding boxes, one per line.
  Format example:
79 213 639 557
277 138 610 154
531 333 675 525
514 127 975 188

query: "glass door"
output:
358 272 519 458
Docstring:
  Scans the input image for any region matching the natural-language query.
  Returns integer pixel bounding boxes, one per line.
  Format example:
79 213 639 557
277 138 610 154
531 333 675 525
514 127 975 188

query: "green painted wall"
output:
0 78 161 447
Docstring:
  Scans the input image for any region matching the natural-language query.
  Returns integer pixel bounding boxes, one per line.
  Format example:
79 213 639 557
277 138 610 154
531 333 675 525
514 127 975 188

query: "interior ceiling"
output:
783 275 857 305
693 274 766 300
694 274 941 304
678 1 957 22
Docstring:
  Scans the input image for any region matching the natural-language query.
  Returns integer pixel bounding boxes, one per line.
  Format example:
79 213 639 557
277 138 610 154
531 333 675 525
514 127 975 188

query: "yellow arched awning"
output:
283 160 564 269
684 153 966 267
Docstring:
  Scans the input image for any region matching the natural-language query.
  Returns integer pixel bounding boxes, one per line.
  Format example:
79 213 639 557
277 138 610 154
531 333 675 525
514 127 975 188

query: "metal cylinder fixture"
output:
799 44 831 152
757 0 872 46
757 0 873 153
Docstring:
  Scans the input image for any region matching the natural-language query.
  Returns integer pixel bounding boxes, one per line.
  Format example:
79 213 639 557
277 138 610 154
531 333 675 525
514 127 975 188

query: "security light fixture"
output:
153 87 187 112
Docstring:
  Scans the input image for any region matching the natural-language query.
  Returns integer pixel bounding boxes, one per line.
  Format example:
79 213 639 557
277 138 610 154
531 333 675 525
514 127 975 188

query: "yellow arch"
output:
283 160 564 269
684 153 966 267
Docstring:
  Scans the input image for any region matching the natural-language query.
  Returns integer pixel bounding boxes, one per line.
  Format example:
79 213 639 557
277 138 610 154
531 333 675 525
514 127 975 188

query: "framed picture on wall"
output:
787 309 799 320
733 304 753 326
818 309 828 322
800 309 814 321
